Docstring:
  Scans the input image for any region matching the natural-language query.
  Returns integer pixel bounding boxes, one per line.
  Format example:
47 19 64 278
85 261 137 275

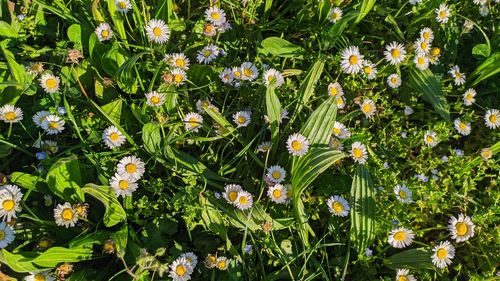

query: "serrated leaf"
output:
409 68 450 122
82 184 126 227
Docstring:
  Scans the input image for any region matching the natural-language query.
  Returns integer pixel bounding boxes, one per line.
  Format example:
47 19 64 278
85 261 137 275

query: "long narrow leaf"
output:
409 68 450 122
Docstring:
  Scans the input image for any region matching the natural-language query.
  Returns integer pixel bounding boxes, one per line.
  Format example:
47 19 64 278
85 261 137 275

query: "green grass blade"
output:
469 52 500 86
385 248 433 270
355 0 376 24
266 85 281 156
409 68 450 122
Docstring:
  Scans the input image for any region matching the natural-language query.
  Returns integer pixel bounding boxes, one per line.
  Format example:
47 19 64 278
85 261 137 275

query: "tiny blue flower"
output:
401 132 407 138
214 192 221 199
17 14 25 21
441 155 449 163
244 244 253 254
383 162 389 169
57 106 67 115
36 151 47 160
365 248 373 257
455 149 464 157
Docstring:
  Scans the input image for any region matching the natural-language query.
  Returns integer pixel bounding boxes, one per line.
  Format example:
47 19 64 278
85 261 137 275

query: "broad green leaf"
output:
0 250 40 272
349 165 376 255
300 96 337 145
9 172 48 194
409 68 450 122
261 37 305 58
1 46 31 91
101 99 123 123
106 0 127 42
0 21 18 38
102 43 129 76
385 248 433 270
142 123 161 155
295 60 324 115
201 199 227 237
82 184 127 227
112 224 128 253
116 52 145 94
472 44 490 58
46 155 85 202
265 85 281 154
89 98 135 145
355 0 376 24
68 231 111 248
67 24 82 47
469 52 500 86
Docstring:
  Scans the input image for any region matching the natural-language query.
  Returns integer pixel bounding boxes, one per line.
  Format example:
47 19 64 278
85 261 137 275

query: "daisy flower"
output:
26 62 44 76
0 104 23 123
404 106 414 116
328 7 342 23
388 227 414 248
196 99 212 113
484 109 500 129
462 88 476 106
350 142 368 164
327 82 343 97
235 190 253 210
414 38 431 54
39 73 60 93
216 256 230 270
286 133 309 157
267 184 288 204
180 252 198 268
167 53 190 70
95 23 113 42
240 62 259 81
387 73 401 88
115 0 131 12
336 96 346 109
24 271 55 281
32 111 50 128
267 165 286 183
360 99 376 118
449 65 466 86
233 110 251 128
435 4 451 24
203 23 217 37
102 126 126 149
420 27 434 43
219 68 234 84
473 0 487 4
145 91 165 107
54 202 79 228
409 0 422 4
0 222 14 248
326 195 350 217
146 19 169 44
184 112 203 132
429 47 441 65
448 213 475 243
41 115 65 135
340 46 364 74
205 7 226 26
110 173 138 197
432 240 455 268
42 140 59 155
257 141 271 153
117 155 145 181
454 118 471 136
197 44 219 64
329 137 344 151
480 148 492 160
394 185 412 203
169 257 193 281
384 42 407 65
362 61 377 80
414 53 429 70
263 68 284 88
396 269 416 281
0 188 22 222
171 68 187 86
223 184 243 205
423 131 439 147
332 122 350 139
479 5 489 17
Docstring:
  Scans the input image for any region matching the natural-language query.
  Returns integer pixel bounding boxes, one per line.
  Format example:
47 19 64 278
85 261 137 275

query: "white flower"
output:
268 184 288 204
409 0 422 5
286 133 309 157
423 130 439 147
0 186 22 222
327 82 344 97
449 65 466 86
414 53 429 70
257 141 271 153
41 115 65 135
263 68 284 88
420 27 434 43
435 4 451 24
484 109 500 129
26 62 44 76
432 240 455 268
102 126 126 149
329 137 344 151
167 53 190 70
145 19 169 44
328 7 342 23
171 68 187 86
388 227 414 248
145 91 165 107
429 47 441 65
205 7 226 26
95 23 113 42
454 118 471 136
462 88 476 106
480 148 492 160
184 112 203 132
414 38 431 54
448 213 475 243
326 195 350 217
404 106 414 116
387 73 401 88
24 271 55 281
362 61 377 80
233 111 251 128
235 190 253 210
350 142 368 164
222 184 243 205
169 257 194 281
267 165 286 183
240 62 259 81
0 222 14 248
196 99 212 113
473 0 487 4
220 68 234 84
336 96 346 109
340 46 364 74
110 173 138 197
0 104 23 123
384 42 406 65
39 73 60 93
197 44 219 64
396 269 416 281
117 155 145 181
180 252 198 268
360 99 376 118
332 122 350 139
54 202 79 228
394 185 412 203
479 5 489 17
41 140 59 155
115 0 132 12
32 111 50 128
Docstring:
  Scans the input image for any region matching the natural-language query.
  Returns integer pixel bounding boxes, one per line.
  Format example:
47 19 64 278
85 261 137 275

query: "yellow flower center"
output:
48 121 59 129
150 96 160 104
459 123 466 130
101 30 109 38
436 248 447 259
349 55 358 65
291 140 302 151
399 190 407 199
217 260 226 269
426 135 434 143
398 276 409 281
420 41 428 50
228 191 238 202
203 50 212 58
109 132 120 141
332 201 344 212
61 208 74 220
208 255 217 264
38 240 50 248
118 1 127 9
391 49 400 58
243 68 253 77
481 150 491 159
272 189 282 198
174 74 183 83
364 66 372 74
393 231 407 241
211 12 220 20
34 273 46 281
455 222 468 236
125 163 137 173
362 104 371 113
238 195 248 205
431 48 440 56
391 77 398 84
352 147 363 158
329 87 338 97
175 265 186 276
0 230 4 240
489 114 497 123
46 78 57 89
417 57 425 65
153 27 162 37
4 112 16 121
118 180 129 190
423 32 430 40
188 117 199 127
331 13 339 20
439 10 446 19
333 127 341 135
336 98 345 106
2 199 15 211
237 116 247 124
271 171 281 180
204 25 214 34
175 59 185 67
465 93 472 101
